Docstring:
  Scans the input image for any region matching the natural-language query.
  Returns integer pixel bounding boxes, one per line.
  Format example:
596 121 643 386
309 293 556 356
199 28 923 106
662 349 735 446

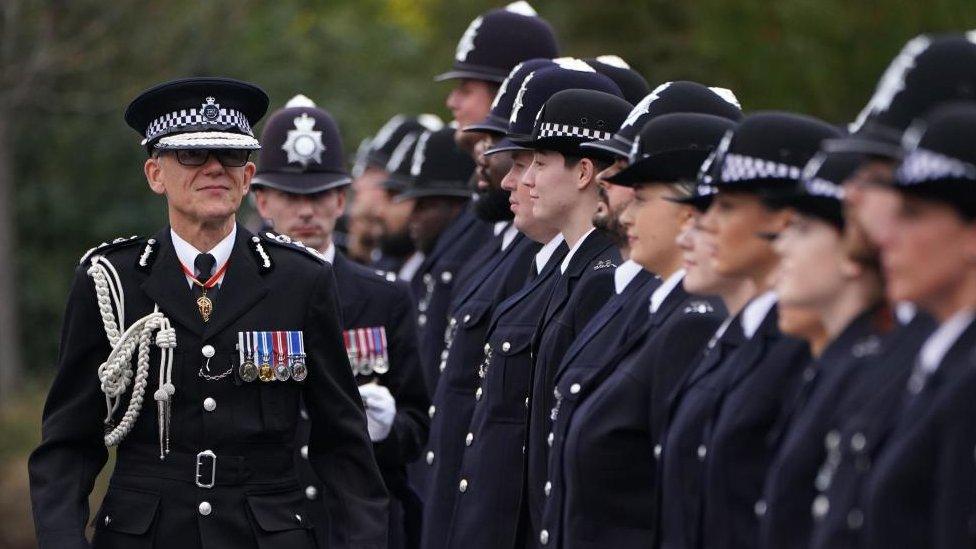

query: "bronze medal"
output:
258 362 274 382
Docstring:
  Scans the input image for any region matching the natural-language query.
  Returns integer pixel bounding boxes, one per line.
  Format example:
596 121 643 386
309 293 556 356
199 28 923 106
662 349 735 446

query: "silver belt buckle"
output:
195 449 217 488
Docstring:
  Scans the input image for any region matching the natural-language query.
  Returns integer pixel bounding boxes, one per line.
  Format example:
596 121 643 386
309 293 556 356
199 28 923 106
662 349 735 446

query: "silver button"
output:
502 341 511 352
442 271 453 283
441 349 450 360
459 479 468 492
547 432 554 447
429 405 436 418
198 501 212 516
201 345 215 358
754 499 767 517
847 508 864 530
525 397 530 408
300 445 309 459
300 409 309 420
476 387 483 400
812 495 829 519
463 314 472 323
825 430 840 450
850 432 867 452
203 397 217 412
545 481 552 497
540 529 550 545
426 451 435 465
419 314 427 326
104 515 112 526
654 444 662 459
697 444 707 461
570 383 581 395
305 485 318 500
466 432 474 446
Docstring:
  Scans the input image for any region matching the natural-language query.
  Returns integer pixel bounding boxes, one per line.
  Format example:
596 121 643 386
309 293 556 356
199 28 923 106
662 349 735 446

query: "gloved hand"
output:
358 383 397 442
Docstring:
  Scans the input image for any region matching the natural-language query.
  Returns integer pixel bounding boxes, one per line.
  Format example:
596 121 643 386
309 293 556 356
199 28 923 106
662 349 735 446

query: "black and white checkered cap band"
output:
142 106 253 146
802 177 844 200
720 153 802 184
897 148 976 186
537 122 613 141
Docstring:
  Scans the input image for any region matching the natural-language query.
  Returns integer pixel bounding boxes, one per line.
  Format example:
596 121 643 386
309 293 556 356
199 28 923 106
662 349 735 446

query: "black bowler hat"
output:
607 113 737 186
125 76 269 152
435 1 559 83
382 132 423 193
893 102 976 219
768 151 865 228
669 183 719 212
706 111 841 197
396 128 476 201
583 56 650 105
367 114 444 170
251 95 350 194
465 58 556 135
581 80 742 159
513 88 632 159
826 32 976 160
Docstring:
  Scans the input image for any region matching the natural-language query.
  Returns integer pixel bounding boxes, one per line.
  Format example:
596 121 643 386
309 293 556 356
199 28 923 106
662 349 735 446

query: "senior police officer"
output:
250 96 430 549
28 77 389 549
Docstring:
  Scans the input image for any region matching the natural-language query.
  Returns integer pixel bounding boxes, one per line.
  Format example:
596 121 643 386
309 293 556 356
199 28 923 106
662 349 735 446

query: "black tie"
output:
194 253 218 301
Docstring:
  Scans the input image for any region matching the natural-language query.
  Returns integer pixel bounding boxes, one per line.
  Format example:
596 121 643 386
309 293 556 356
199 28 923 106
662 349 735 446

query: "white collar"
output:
493 221 509 236
649 269 686 313
322 242 336 263
171 225 236 287
560 227 596 274
895 301 918 325
398 252 425 282
741 290 778 339
501 224 519 251
535 234 565 275
613 260 644 295
918 309 976 375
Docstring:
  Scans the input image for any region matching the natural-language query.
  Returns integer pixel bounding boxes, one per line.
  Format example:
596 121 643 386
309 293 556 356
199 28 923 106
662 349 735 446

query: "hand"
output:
358 383 397 442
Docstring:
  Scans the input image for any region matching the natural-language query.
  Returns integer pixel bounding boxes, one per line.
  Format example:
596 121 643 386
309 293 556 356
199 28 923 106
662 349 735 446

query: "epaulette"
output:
683 300 715 314
258 231 329 264
374 269 399 283
79 235 143 265
593 259 616 271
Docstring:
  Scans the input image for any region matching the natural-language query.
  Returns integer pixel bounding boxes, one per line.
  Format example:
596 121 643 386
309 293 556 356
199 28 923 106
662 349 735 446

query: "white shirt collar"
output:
171 225 236 287
649 269 686 313
322 242 336 263
614 260 644 295
501 224 519 251
560 227 596 274
398 252 425 282
493 221 509 236
535 234 565 275
918 309 976 374
895 301 918 325
741 290 778 339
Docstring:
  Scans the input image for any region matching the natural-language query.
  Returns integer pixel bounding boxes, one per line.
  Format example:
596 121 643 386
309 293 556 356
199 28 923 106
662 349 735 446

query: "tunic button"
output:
502 342 511 352
466 432 474 446
198 501 212 516
300 409 309 420
439 360 447 372
429 405 436 418
654 444 662 459
418 314 427 326
201 345 215 358
441 271 453 283
300 445 309 459
570 383 581 395
305 485 318 500
104 515 112 526
475 387 483 400
547 432 554 447
812 495 830 519
485 343 492 353
463 314 472 323
203 397 217 412
459 479 468 493
850 432 867 452
697 444 707 461
295 514 303 524
545 481 552 497
754 499 767 517
426 451 435 465
540 529 550 545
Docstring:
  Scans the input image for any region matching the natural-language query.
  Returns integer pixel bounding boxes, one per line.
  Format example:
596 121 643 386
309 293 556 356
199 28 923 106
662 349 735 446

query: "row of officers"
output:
25 2 976 549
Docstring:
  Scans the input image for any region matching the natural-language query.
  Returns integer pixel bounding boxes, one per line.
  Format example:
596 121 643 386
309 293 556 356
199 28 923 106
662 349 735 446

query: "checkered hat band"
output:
144 106 253 144
538 123 613 141
720 153 802 183
897 148 976 185
803 177 844 200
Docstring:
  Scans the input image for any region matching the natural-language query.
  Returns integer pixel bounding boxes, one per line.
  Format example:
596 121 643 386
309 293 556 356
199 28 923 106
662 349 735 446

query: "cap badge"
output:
509 71 535 125
283 113 325 167
201 97 220 120
622 82 671 129
455 15 483 62
849 35 932 132
410 131 432 177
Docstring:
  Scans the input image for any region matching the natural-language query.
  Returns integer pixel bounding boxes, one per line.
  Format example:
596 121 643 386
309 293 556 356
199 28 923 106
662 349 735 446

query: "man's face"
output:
620 183 690 274
773 212 847 309
594 180 635 247
447 79 496 151
352 165 388 194
678 212 736 295
382 191 415 237
146 149 255 225
700 191 789 280
409 197 460 254
473 134 515 221
253 187 345 252
524 149 581 227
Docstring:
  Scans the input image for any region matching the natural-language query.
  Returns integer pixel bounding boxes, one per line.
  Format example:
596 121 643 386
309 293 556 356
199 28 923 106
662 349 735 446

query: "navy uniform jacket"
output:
656 314 746 549
758 307 889 549
296 251 429 549
541 280 724 549
442 240 567 549
807 313 935 549
524 230 621 540
28 226 388 549
412 206 492 395
699 305 811 549
862 318 976 549
419 232 536 549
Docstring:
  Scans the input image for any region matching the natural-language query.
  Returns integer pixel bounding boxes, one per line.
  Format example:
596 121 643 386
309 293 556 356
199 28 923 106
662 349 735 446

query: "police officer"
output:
249 96 430 549
582 55 650 105
28 77 388 549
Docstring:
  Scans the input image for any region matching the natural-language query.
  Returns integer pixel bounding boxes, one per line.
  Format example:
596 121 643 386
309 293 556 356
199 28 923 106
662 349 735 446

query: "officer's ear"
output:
335 188 348 217
145 154 166 196
240 161 256 196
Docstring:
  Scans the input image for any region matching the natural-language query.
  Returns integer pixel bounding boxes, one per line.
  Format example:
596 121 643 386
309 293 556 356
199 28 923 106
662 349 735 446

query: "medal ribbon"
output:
179 259 230 290
289 331 304 358
238 331 245 365
259 331 272 364
272 331 285 364
378 327 389 365
357 328 369 365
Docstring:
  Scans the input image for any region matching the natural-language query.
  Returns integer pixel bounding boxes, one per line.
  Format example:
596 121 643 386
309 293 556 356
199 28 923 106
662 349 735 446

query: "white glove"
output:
358 383 397 442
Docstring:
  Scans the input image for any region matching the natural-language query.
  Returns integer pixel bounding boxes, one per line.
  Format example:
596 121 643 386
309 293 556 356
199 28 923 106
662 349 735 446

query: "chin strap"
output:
88 256 177 459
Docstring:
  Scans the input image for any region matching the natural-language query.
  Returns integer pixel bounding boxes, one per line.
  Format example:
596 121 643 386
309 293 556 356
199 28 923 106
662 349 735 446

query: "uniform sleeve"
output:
302 264 390 548
373 282 429 468
933 370 976 549
28 267 111 549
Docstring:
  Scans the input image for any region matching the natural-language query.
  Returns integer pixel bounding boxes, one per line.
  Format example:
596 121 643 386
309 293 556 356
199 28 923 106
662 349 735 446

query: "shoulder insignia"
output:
851 335 883 358
134 238 159 272
374 270 398 283
593 259 616 271
79 235 142 265
683 300 715 314
260 231 329 264
249 236 275 273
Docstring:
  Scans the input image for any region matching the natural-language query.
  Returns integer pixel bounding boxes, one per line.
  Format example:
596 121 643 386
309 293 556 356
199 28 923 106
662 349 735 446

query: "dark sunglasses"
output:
158 148 252 167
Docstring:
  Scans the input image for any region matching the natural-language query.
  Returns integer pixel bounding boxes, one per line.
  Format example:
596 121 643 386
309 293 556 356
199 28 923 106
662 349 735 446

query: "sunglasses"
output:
158 148 252 167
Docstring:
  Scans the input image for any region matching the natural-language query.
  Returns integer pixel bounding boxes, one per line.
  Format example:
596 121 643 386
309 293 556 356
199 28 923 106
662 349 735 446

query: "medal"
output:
372 327 390 375
356 328 373 376
180 259 230 322
257 331 274 382
273 331 291 381
289 331 308 382
343 330 359 375
237 331 258 383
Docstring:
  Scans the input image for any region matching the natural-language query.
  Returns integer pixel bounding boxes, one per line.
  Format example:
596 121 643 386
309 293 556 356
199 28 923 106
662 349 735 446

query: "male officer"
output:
28 77 388 549
250 97 430 549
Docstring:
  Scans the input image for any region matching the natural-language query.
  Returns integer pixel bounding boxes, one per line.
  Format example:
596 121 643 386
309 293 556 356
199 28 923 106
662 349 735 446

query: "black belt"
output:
115 444 296 488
